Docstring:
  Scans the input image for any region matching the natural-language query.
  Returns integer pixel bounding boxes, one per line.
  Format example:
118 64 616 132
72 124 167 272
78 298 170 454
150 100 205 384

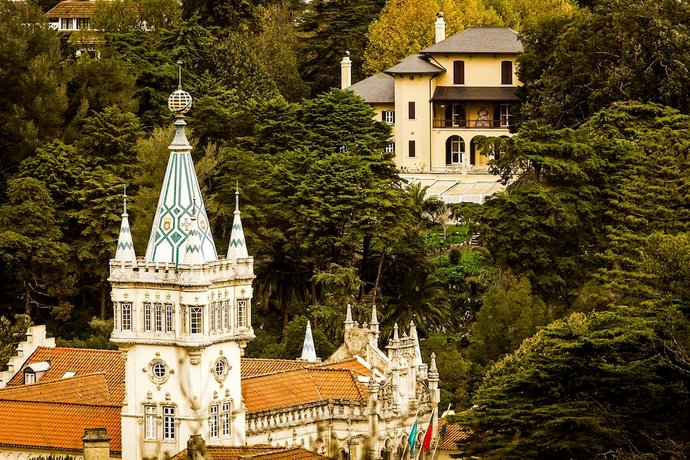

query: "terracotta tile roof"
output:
241 358 310 379
242 367 368 413
0 400 121 452
45 0 95 18
0 372 111 405
314 357 370 376
438 419 472 450
6 346 125 404
170 445 328 460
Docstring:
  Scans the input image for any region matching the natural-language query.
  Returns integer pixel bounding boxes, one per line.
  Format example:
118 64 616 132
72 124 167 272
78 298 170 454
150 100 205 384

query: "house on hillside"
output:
45 0 100 57
0 84 440 460
346 16 522 202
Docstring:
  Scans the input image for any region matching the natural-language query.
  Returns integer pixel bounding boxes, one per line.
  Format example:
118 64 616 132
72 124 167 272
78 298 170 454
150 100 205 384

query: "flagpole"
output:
430 404 452 460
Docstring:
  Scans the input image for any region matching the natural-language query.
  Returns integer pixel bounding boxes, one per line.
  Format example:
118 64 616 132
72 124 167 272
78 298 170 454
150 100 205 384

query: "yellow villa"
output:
346 16 522 202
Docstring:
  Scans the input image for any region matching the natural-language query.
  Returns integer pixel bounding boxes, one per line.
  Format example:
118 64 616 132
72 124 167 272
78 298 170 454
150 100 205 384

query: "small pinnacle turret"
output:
227 184 248 260
410 321 423 366
114 186 136 262
300 321 317 362
344 303 354 330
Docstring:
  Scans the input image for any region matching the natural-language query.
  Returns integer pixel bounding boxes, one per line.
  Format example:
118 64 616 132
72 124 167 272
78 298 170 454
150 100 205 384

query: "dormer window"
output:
24 371 36 384
24 361 51 384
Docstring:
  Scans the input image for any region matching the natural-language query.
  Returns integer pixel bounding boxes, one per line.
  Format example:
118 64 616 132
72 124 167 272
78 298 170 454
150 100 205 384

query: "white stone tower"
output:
109 73 254 459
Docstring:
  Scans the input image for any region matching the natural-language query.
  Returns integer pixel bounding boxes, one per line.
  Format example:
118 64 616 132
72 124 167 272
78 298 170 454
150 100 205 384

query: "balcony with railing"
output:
433 118 510 129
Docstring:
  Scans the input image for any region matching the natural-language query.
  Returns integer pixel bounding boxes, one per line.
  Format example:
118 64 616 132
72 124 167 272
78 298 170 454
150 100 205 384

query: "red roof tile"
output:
169 445 328 460
45 0 95 18
241 358 310 379
242 368 368 413
6 346 125 404
438 420 471 450
0 372 111 405
0 400 121 452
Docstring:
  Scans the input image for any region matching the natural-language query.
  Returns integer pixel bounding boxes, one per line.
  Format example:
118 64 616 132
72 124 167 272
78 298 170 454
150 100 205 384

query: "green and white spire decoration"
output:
300 320 317 362
182 197 205 266
114 185 136 261
227 184 248 259
144 63 218 265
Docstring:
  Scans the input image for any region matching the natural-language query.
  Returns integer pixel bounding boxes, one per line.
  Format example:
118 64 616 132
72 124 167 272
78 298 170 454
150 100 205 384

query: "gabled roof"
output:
348 73 395 104
5 346 125 405
314 357 370 375
0 400 121 453
438 419 472 450
422 27 522 54
432 86 520 101
0 372 111 405
242 367 368 413
169 445 328 460
45 0 95 18
385 54 445 75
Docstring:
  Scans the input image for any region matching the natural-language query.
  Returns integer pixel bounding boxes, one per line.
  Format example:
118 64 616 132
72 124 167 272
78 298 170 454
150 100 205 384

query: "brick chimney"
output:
82 428 110 460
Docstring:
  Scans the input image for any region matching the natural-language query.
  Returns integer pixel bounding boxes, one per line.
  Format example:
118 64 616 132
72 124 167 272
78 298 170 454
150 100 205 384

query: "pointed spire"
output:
114 185 136 262
344 303 354 330
300 321 317 362
369 304 380 347
393 323 399 341
227 183 248 260
410 321 423 366
144 73 217 265
182 197 204 266
429 352 438 374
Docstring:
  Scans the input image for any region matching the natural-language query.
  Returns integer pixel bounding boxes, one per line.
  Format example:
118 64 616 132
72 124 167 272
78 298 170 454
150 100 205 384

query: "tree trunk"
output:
24 282 31 316
372 251 385 306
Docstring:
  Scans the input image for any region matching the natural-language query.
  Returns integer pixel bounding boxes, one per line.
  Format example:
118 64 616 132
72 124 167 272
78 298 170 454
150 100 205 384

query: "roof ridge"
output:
0 372 107 391
242 367 311 380
306 371 324 402
0 399 121 409
34 346 120 354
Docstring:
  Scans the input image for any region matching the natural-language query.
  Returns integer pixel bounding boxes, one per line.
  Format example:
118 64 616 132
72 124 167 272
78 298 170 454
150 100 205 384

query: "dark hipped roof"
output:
348 73 395 104
432 86 519 101
385 54 445 75
422 27 522 54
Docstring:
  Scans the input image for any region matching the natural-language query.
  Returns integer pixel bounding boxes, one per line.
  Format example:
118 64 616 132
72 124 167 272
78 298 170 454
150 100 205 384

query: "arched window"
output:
445 136 465 165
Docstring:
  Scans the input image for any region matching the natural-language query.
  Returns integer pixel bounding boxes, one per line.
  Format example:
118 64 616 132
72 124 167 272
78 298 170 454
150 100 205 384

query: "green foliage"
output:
459 306 690 459
55 318 116 349
0 314 31 370
467 273 549 366
299 0 386 94
518 0 690 128
0 0 67 171
423 334 472 409
0 177 70 315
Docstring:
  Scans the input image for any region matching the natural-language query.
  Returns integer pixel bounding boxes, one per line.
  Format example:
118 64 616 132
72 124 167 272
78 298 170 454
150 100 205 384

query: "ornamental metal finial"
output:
168 61 192 116
235 181 240 211
123 185 128 215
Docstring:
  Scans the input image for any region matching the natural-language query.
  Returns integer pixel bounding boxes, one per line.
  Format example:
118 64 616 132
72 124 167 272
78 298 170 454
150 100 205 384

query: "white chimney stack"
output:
341 51 352 89
435 12 446 44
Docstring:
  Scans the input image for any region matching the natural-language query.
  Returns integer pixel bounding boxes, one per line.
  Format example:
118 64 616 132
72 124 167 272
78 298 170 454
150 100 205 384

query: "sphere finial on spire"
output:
168 61 192 117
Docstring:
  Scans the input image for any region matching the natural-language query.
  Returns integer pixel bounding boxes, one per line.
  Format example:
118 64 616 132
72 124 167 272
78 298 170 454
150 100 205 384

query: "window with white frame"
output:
237 299 248 328
216 303 222 332
223 301 229 329
155 303 163 332
144 302 152 332
163 406 175 440
76 17 90 29
165 304 174 333
145 405 156 439
385 142 395 154
500 104 512 127
61 18 73 30
24 371 36 384
210 404 219 439
121 303 132 331
190 306 203 334
382 110 395 124
221 402 231 436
